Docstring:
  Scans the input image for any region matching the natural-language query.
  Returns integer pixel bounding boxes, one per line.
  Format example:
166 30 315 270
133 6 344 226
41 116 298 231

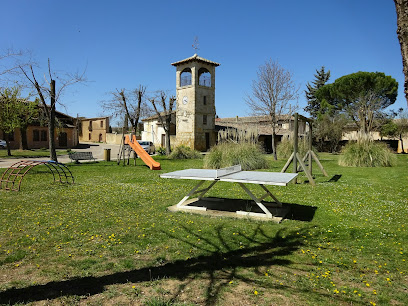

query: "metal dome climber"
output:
0 160 74 191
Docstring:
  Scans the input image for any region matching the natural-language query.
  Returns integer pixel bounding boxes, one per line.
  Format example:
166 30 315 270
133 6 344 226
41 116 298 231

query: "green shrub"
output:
157 146 167 156
168 145 202 159
339 135 396 167
203 142 269 170
276 137 314 159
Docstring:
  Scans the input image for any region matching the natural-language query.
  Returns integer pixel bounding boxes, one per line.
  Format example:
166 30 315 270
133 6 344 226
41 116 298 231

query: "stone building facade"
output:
171 54 220 151
78 117 110 143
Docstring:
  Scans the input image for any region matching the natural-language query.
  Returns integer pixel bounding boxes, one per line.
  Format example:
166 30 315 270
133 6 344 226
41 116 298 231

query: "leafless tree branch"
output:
246 59 299 159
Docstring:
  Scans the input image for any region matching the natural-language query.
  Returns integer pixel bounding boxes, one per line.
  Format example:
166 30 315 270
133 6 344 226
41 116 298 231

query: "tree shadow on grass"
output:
285 203 317 222
0 225 349 305
328 174 342 182
74 143 99 149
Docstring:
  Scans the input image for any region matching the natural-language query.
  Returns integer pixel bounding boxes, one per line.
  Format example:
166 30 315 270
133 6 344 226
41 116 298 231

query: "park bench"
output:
69 152 96 163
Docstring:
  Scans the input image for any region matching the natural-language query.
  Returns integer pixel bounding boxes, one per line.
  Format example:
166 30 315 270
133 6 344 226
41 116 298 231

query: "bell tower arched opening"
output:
180 68 192 86
198 68 211 87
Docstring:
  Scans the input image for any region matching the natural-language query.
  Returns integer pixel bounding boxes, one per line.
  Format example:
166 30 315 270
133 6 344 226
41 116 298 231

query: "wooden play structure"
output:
281 113 328 185
0 160 74 191
117 132 161 170
117 132 136 166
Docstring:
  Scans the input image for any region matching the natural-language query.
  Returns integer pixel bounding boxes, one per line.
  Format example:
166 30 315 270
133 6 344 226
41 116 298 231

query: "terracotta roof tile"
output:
171 54 220 67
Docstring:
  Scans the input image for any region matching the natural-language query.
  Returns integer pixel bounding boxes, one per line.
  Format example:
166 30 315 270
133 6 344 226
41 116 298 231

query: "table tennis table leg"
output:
197 180 218 200
259 184 282 207
176 180 205 209
236 183 273 218
176 180 220 211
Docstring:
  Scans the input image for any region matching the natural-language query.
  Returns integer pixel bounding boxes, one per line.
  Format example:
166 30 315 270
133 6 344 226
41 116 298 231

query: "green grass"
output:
0 148 70 159
0 154 407 305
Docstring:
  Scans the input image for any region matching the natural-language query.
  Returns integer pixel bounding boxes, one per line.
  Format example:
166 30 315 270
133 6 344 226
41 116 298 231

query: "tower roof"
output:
171 54 220 67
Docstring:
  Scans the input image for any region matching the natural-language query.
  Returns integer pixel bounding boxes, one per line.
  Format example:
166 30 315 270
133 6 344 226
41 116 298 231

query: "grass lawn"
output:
0 154 407 305
0 148 70 159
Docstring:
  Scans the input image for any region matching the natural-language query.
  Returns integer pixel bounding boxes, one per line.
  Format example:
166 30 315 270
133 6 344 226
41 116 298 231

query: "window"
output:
100 120 104 128
89 133 91 140
33 130 40 141
180 68 192 86
41 130 47 141
203 96 207 105
88 120 93 131
203 115 207 125
198 68 211 87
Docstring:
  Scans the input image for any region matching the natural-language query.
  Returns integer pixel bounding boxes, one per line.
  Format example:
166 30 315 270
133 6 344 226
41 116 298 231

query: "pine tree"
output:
304 66 330 118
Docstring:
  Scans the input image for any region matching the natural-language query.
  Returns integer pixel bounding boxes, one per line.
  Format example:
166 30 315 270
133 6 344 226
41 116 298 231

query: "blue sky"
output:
1 0 405 122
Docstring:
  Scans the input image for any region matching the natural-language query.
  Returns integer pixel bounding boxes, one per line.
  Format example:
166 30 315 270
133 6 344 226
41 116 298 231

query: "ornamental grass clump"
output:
276 137 313 159
339 133 396 167
203 142 269 170
168 145 202 159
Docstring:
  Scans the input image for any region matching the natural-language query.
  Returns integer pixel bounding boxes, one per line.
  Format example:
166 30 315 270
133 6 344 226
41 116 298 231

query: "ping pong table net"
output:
214 164 242 179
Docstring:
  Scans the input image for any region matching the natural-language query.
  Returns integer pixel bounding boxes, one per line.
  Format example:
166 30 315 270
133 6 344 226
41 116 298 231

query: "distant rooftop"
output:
171 54 220 67
142 111 176 122
216 115 292 124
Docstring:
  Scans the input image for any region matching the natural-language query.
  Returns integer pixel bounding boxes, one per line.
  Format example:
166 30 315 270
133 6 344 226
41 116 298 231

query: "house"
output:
141 112 176 148
341 124 404 152
1 109 79 150
78 117 110 143
215 115 309 153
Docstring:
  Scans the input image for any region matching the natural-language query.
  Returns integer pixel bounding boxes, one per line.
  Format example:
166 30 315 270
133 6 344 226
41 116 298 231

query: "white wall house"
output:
141 112 176 148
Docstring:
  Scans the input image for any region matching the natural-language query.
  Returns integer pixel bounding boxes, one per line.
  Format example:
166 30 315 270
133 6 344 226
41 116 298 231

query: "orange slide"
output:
124 135 161 170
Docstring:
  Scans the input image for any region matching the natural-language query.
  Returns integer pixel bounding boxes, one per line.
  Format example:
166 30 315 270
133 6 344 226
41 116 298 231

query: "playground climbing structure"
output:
0 160 74 191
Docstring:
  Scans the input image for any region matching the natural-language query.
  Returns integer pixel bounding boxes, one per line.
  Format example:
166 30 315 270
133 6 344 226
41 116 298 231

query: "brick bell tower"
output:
171 54 220 151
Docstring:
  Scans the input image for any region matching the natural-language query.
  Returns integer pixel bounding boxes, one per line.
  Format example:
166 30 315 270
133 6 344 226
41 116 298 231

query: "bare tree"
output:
101 85 150 134
20 59 86 161
394 0 408 107
0 49 35 91
150 91 175 155
246 59 299 160
1 49 26 79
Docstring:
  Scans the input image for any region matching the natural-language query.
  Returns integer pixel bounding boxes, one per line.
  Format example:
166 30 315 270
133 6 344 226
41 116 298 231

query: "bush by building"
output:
339 133 396 167
168 145 202 159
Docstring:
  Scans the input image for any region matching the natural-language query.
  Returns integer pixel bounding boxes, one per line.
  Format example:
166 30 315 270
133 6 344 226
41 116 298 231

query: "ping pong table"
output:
160 165 298 219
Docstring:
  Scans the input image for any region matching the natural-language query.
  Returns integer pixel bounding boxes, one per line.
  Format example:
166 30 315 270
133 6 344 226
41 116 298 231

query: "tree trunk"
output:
165 131 171 155
271 129 277 160
49 80 58 162
3 131 12 156
400 134 405 153
394 0 408 106
165 117 171 155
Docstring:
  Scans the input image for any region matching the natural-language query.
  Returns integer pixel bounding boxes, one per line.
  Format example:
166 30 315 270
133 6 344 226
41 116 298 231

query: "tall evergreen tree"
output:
304 66 330 118
316 71 398 134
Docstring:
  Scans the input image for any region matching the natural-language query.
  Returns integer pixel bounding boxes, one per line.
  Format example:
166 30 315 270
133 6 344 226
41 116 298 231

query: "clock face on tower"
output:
182 96 188 105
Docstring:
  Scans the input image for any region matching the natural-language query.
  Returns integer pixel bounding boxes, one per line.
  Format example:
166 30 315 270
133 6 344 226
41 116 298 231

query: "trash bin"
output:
104 148 111 161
